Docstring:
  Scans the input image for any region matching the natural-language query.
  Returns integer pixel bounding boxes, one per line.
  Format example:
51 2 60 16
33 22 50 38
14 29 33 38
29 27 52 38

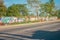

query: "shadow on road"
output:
32 30 60 40
0 30 60 40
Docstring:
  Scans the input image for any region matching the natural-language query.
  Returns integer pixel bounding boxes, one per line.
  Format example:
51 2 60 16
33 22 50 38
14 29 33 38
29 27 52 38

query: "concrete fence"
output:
0 17 58 24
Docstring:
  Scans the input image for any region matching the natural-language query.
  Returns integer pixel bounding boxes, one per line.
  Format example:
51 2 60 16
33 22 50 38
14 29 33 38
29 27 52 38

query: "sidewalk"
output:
0 20 60 29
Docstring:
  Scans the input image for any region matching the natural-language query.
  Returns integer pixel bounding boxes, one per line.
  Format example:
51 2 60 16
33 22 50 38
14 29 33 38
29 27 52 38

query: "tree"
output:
40 0 55 17
27 0 41 19
6 4 28 17
6 4 21 17
48 0 55 16
0 4 7 17
39 3 46 17
15 4 29 16
57 9 60 18
46 0 55 16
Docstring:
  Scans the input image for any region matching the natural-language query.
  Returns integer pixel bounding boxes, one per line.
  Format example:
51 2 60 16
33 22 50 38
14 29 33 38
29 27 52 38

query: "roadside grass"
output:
9 20 40 25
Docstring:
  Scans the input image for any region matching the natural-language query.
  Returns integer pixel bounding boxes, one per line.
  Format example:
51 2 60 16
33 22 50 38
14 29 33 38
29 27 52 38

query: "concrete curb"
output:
0 20 60 29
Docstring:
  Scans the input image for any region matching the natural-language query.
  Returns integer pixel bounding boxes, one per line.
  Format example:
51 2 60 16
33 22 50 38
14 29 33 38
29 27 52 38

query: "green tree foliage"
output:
46 0 55 16
0 0 58 18
6 4 21 17
0 4 7 16
15 4 29 16
57 9 60 18
40 0 55 17
6 4 28 17
39 4 46 17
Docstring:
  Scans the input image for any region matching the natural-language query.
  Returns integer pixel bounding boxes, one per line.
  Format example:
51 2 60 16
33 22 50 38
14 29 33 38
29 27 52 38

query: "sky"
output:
4 0 60 9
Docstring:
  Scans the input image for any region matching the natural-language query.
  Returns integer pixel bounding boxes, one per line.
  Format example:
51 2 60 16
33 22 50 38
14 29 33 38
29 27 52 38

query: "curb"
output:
0 20 60 29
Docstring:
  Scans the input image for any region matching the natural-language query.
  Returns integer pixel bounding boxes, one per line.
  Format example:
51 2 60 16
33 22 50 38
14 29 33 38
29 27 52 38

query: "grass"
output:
9 20 40 25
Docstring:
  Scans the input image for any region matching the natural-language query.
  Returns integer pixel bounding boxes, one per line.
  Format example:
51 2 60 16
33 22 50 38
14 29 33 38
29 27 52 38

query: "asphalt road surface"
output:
0 21 60 40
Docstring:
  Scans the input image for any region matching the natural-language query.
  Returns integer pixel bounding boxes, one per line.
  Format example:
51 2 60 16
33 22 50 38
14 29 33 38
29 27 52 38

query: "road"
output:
0 21 60 40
